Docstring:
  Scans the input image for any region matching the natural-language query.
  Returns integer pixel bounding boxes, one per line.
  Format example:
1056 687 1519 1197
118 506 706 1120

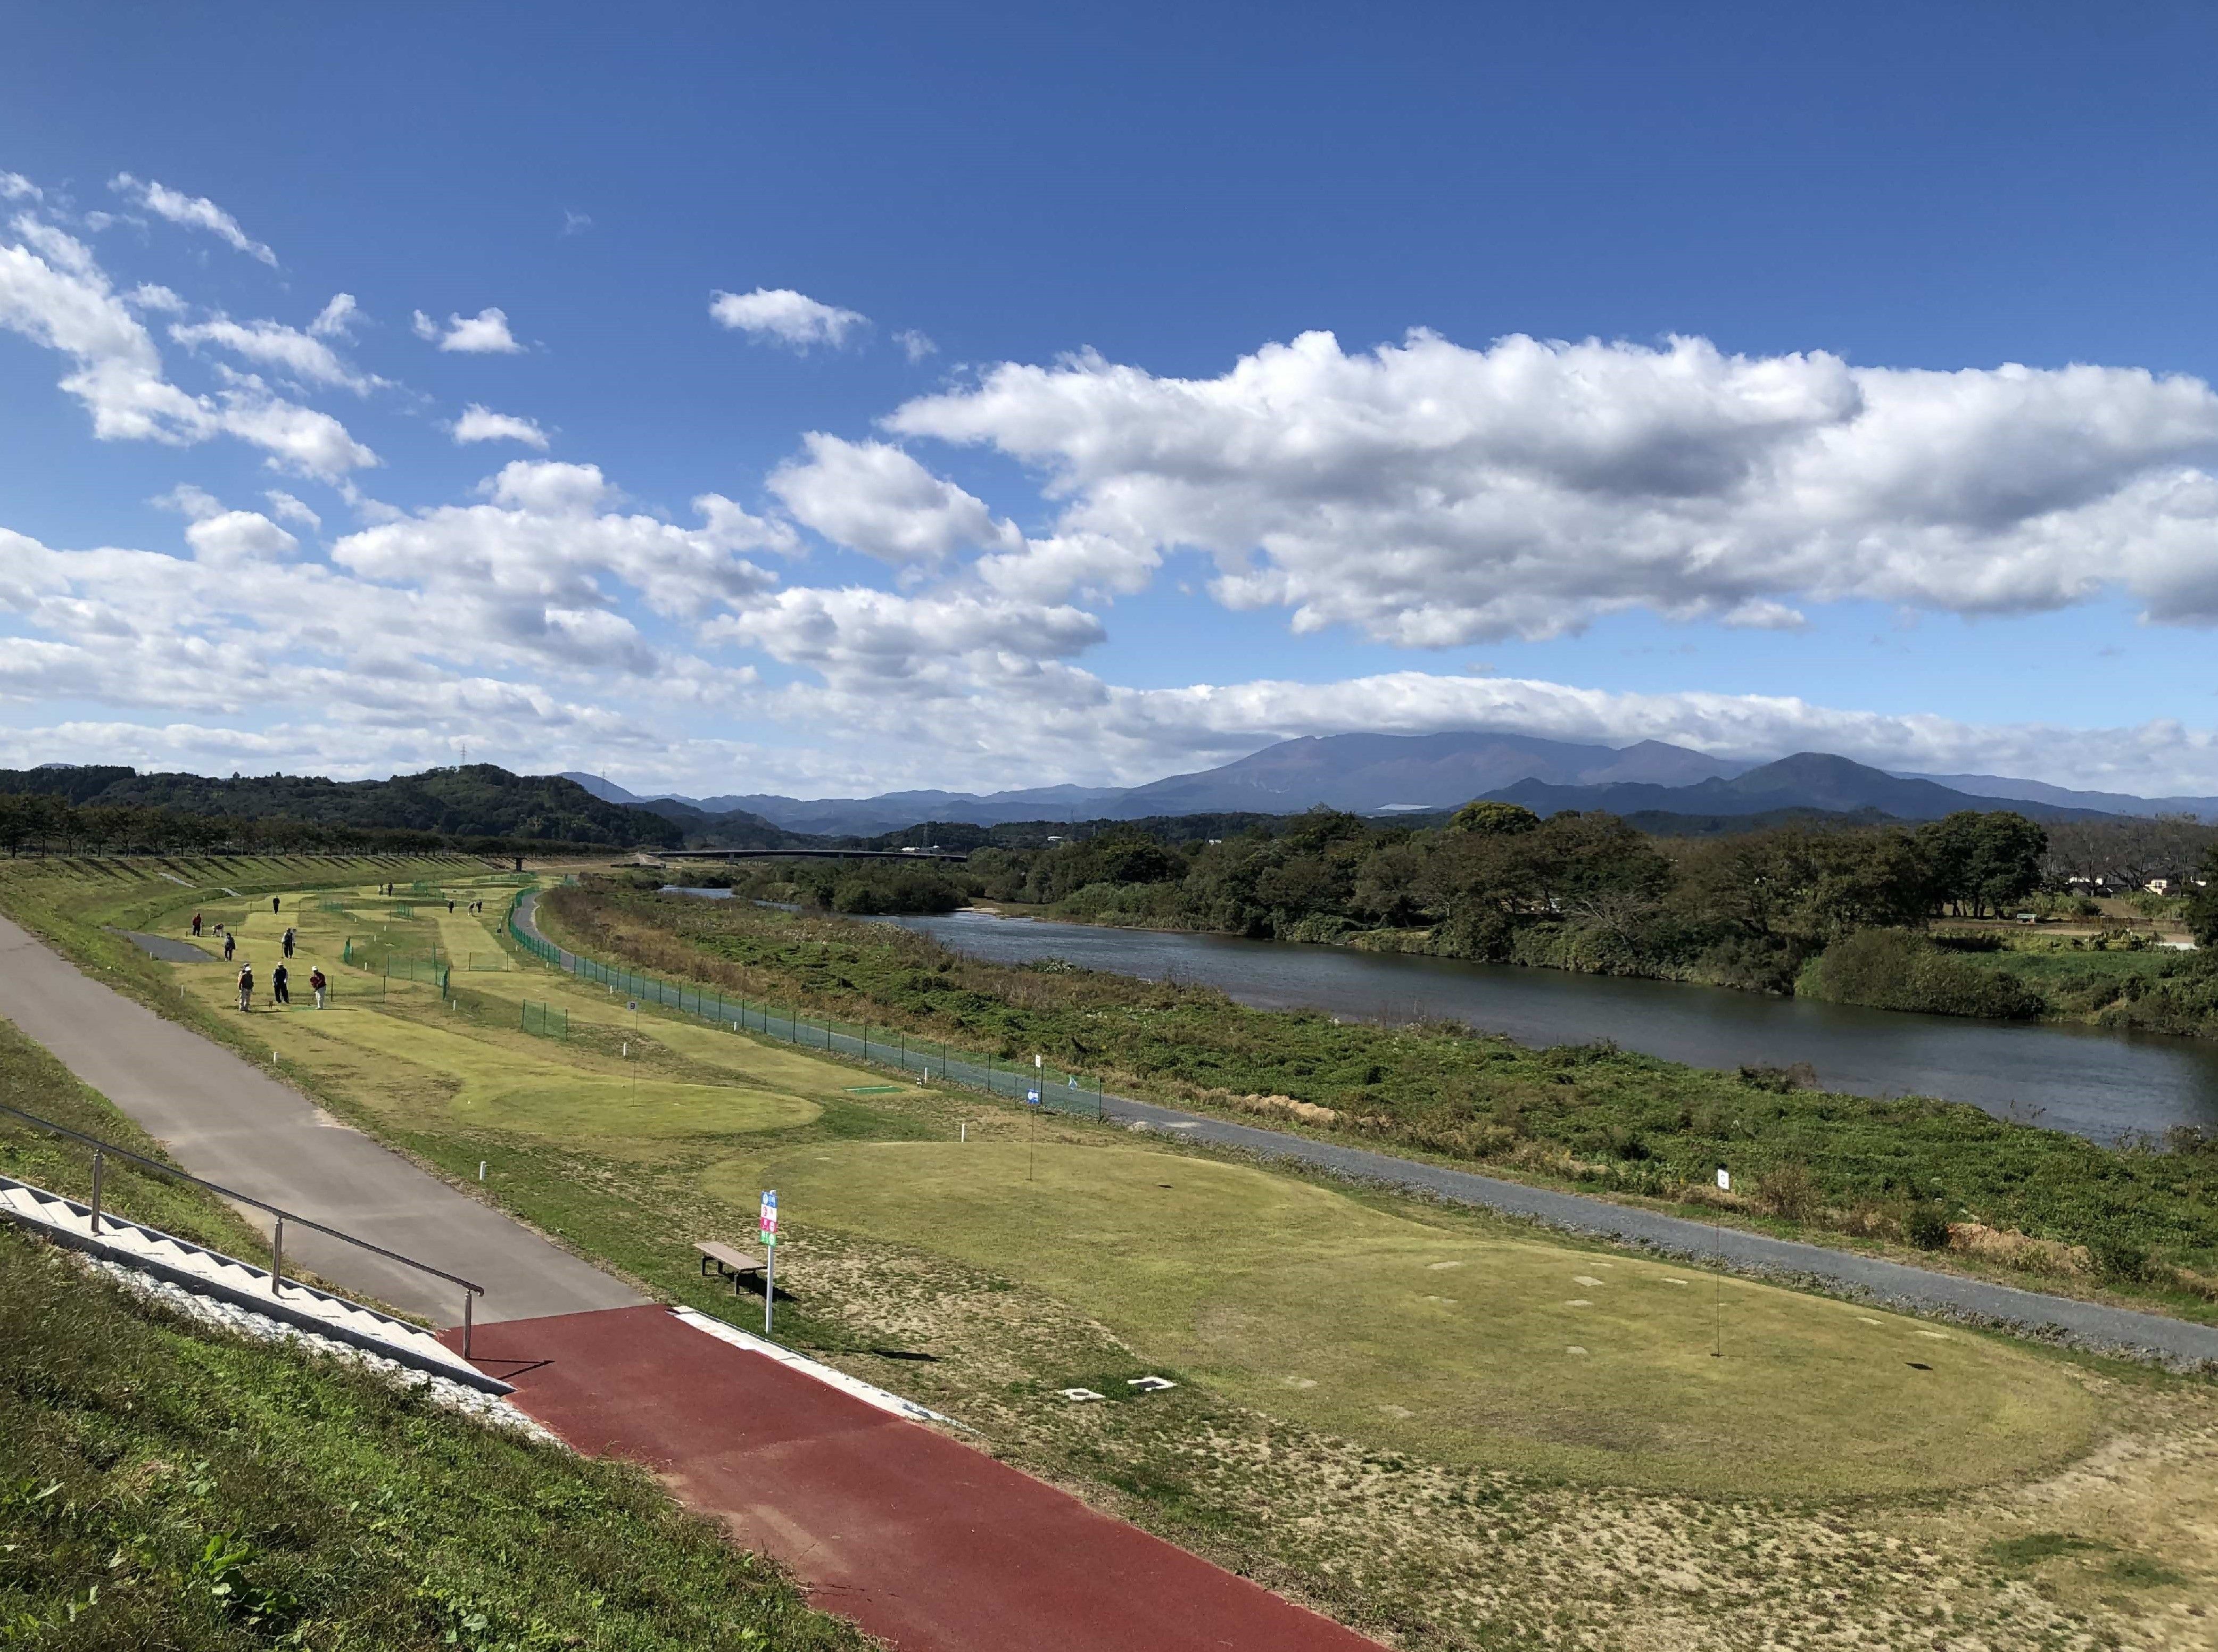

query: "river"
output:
663 890 2218 1143
857 908 2218 1147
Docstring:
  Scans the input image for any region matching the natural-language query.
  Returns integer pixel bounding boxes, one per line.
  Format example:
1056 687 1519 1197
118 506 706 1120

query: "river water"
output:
849 908 2218 1147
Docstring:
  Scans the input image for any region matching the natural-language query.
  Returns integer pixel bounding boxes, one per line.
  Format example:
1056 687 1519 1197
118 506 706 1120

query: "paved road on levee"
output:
0 912 642 1326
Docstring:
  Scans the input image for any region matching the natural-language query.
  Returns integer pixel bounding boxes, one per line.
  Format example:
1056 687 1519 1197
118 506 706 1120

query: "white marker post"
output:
1028 1053 1043 1182
1712 1165 1729 1357
759 1189 778 1337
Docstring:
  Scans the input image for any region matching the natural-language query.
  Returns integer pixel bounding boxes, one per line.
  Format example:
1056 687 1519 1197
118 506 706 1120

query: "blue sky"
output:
5 1 2218 797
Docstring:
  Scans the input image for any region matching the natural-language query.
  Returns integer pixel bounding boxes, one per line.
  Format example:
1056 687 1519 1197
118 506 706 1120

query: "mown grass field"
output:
711 1140 2095 1496
4 856 2217 1648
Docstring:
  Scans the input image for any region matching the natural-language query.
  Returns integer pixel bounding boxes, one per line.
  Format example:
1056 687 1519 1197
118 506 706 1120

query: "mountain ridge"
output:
569 730 2216 835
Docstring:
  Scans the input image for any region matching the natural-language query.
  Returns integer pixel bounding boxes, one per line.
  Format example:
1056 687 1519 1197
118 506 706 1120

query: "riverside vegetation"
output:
5 857 2217 1647
546 879 2218 1316
730 803 2218 1035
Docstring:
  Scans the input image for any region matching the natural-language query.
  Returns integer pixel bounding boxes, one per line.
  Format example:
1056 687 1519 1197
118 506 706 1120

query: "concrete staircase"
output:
0 1172 509 1394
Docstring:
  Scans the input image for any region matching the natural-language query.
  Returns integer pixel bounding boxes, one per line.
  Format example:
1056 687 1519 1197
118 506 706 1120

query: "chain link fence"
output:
507 895 1104 1116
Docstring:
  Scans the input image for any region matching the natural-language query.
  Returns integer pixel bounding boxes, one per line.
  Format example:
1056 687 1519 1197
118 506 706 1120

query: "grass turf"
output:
708 1140 2098 1497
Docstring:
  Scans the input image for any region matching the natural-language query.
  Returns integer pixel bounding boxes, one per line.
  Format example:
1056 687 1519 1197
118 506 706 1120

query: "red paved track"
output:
450 1306 1380 1652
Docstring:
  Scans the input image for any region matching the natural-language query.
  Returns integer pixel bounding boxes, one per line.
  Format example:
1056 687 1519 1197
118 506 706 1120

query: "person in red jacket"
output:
309 966 328 1009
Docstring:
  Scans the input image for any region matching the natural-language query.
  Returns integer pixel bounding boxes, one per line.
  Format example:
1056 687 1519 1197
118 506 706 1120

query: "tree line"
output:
0 790 611 860
945 804 2128 992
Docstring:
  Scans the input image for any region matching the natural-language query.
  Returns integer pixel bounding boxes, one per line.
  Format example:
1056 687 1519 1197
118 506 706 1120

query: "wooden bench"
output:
694 1240 767 1293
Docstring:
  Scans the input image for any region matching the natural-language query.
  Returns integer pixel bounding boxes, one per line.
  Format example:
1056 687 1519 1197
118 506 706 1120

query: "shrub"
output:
1905 1202 1952 1249
1801 928 2046 1019
1757 1160 1819 1221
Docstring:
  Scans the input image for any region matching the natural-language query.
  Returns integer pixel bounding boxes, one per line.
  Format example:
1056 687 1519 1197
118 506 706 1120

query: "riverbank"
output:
549 881 2218 1323
1023 894 2218 1039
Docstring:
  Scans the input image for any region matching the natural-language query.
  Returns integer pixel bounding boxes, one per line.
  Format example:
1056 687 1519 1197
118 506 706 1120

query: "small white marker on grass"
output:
1127 1375 1176 1393
1060 1388 1105 1403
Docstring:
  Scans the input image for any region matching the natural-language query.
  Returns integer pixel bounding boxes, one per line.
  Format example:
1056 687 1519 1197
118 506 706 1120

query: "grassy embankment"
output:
6 858 2218 1647
543 882 2218 1317
0 1014 866 1651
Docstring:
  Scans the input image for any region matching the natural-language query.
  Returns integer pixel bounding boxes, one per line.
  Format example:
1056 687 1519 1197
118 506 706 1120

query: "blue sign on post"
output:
1026 1088 1040 1106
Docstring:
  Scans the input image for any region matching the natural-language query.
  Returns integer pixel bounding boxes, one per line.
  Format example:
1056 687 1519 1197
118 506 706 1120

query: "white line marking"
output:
671 1307 966 1430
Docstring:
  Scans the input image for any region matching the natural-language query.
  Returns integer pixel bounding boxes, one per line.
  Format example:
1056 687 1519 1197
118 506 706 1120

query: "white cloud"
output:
332 461 792 637
895 328 937 363
419 305 523 353
0 215 376 478
108 172 276 266
212 374 380 479
451 403 550 448
0 171 41 202
170 314 374 392
767 434 1019 570
709 287 867 351
124 283 186 312
263 491 321 530
0 214 211 443
890 330 2218 643
184 509 299 567
153 484 225 522
308 293 360 338
562 209 592 236
704 586 1104 681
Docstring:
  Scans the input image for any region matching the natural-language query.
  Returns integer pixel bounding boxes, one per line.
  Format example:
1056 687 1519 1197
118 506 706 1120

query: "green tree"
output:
2186 845 2218 948
1449 799 1541 835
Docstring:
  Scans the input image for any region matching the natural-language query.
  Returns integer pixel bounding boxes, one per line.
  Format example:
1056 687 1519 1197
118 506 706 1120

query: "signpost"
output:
759 1189 778 1336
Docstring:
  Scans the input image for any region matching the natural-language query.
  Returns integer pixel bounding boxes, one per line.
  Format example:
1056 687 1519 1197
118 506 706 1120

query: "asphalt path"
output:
460 1305 1385 1652
0 911 642 1326
512 892 2218 1368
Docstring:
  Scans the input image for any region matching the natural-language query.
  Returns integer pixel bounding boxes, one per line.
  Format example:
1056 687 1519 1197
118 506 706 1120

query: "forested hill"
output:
0 765 698 848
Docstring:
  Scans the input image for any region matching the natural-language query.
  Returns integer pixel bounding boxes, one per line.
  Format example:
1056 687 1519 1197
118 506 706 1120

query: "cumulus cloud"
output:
415 305 522 353
332 461 793 641
895 328 937 363
263 490 321 530
0 171 41 202
183 508 299 567
709 287 867 350
212 375 379 479
308 293 360 338
124 283 186 312
451 403 550 448
768 434 1019 570
108 173 276 265
890 330 2218 642
704 586 1104 680
0 215 377 477
170 314 375 392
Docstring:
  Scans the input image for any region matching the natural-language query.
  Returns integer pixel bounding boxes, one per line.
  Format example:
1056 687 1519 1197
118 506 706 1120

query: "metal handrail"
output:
0 1099 485 1354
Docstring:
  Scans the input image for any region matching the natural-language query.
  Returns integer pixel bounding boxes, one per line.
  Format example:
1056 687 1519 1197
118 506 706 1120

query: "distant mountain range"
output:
567 730 2218 836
